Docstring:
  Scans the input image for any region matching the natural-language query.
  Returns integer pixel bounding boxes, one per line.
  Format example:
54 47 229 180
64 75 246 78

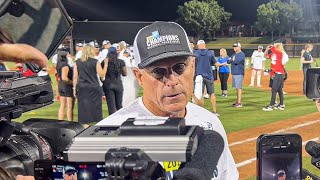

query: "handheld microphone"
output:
305 141 320 169
173 130 225 180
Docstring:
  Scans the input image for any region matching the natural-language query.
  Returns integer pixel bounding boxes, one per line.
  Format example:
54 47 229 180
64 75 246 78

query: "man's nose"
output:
165 73 179 87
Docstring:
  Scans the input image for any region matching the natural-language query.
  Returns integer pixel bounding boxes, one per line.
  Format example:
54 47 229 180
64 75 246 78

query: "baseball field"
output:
14 57 320 179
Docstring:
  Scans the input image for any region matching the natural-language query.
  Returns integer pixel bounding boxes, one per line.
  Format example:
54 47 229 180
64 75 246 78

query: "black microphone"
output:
173 130 225 180
306 141 320 158
306 141 320 169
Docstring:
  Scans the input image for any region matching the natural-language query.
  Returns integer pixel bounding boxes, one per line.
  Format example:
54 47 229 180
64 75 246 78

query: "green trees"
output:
255 0 303 41
177 0 231 39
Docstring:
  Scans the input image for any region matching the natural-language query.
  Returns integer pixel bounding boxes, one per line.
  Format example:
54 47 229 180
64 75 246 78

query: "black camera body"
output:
306 68 320 99
0 71 85 176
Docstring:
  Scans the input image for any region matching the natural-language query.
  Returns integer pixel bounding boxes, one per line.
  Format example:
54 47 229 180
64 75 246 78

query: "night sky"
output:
62 0 271 24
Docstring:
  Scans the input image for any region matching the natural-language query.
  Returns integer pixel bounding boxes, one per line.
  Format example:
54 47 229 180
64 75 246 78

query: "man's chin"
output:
163 103 186 116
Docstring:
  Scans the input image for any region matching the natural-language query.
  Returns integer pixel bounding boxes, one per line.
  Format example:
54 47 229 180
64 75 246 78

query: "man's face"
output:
278 175 286 180
189 43 194 50
197 43 206 50
63 171 77 180
104 44 111 49
134 56 195 116
234 46 240 52
258 48 262 52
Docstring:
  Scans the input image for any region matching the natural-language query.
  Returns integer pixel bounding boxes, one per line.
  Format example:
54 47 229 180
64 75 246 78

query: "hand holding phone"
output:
257 134 302 180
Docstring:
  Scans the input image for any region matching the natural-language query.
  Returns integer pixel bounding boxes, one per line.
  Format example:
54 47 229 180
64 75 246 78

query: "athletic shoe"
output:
204 94 209 99
223 94 228 97
262 105 273 111
257 84 262 87
275 105 285 110
249 84 254 87
213 112 220 116
234 103 243 108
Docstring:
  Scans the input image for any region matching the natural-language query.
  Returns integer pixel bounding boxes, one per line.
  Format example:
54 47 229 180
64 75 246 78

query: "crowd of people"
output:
50 40 138 126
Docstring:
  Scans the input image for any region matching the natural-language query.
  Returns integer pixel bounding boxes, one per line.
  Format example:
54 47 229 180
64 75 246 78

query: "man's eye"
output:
152 68 167 78
172 63 187 75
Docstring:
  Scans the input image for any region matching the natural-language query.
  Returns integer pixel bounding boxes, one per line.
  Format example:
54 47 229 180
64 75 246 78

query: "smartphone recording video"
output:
257 134 302 180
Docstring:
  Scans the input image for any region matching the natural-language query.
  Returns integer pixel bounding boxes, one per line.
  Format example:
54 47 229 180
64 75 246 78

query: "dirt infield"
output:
228 69 320 179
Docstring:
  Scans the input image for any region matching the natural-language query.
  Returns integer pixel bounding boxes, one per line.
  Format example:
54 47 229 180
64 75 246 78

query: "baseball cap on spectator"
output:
133 21 194 69
76 43 83 47
89 41 95 47
94 42 99 48
197 40 205 45
258 45 263 49
112 43 120 49
102 40 110 45
63 166 77 174
108 47 117 55
232 42 241 48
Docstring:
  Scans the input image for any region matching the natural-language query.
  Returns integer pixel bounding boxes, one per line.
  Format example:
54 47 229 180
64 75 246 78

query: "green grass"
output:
209 83 316 133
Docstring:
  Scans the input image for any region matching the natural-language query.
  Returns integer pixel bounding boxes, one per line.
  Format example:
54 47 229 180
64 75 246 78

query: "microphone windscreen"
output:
306 141 320 158
173 168 206 180
174 130 225 180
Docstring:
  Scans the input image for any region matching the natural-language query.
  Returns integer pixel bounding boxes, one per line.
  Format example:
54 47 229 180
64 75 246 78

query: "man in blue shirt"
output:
195 40 219 115
228 42 245 108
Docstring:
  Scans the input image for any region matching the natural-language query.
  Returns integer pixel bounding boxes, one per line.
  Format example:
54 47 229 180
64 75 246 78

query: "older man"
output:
228 42 245 108
97 21 238 180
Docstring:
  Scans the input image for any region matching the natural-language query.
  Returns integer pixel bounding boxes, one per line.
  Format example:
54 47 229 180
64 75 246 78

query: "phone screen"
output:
52 163 108 180
258 134 301 180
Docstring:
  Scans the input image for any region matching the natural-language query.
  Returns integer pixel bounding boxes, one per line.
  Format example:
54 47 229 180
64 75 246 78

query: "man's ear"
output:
133 67 143 87
190 57 195 68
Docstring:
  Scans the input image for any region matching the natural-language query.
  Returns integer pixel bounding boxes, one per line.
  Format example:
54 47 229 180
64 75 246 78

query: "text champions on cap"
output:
146 30 181 50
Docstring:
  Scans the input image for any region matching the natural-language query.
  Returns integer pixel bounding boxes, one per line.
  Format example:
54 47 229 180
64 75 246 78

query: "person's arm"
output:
121 60 127 76
232 53 245 65
270 46 284 65
73 63 78 98
301 52 314 64
61 66 72 84
97 59 108 78
264 46 271 58
251 51 255 64
210 52 219 66
0 43 48 67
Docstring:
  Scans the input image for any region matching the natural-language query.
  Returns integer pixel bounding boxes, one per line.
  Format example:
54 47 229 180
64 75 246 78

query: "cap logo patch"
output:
146 31 180 50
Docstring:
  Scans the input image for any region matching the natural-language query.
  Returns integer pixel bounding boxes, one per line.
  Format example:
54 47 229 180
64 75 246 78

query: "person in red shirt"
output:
263 43 286 111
